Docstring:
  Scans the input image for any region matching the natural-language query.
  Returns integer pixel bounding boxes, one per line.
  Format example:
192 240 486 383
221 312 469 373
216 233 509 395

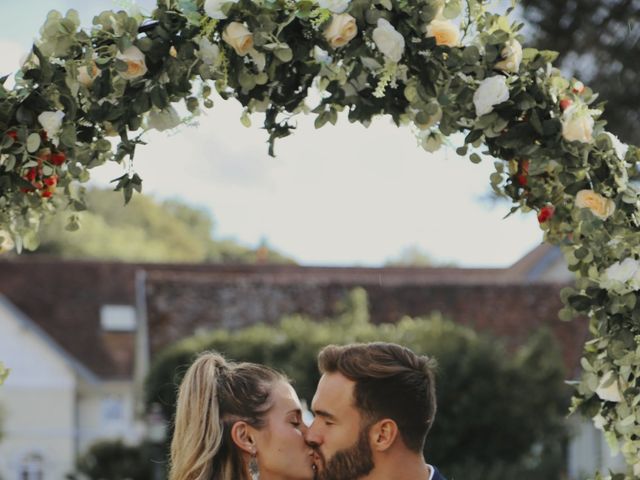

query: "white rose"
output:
223 22 254 56
38 110 65 139
116 46 148 80
318 0 350 13
197 37 220 65
605 132 629 160
324 13 358 49
495 39 523 73
562 105 594 143
204 0 239 19
147 106 181 132
595 371 622 403
313 46 333 64
372 19 405 63
0 230 14 254
602 258 639 292
473 76 510 117
425 19 460 47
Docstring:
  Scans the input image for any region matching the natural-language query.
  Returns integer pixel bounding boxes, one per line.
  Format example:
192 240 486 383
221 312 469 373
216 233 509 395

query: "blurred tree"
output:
34 188 294 263
520 0 640 144
385 245 434 266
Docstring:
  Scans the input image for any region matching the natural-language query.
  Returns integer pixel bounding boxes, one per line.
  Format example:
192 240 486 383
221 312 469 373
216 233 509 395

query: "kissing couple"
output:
169 342 446 480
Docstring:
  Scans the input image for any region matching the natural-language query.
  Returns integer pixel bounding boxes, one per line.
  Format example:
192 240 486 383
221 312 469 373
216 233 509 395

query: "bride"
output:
170 352 315 480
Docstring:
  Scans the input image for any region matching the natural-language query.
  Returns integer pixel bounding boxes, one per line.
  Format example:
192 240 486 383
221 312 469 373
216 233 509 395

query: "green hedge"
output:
146 289 569 480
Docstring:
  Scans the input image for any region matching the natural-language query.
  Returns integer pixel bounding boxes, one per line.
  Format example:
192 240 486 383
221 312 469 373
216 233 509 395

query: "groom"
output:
306 342 446 480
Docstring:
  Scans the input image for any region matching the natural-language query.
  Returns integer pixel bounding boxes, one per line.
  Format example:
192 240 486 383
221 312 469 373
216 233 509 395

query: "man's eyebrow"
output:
312 409 337 421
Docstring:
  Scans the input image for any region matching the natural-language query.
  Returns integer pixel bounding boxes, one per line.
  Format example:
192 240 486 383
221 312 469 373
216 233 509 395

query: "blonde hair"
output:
169 352 285 480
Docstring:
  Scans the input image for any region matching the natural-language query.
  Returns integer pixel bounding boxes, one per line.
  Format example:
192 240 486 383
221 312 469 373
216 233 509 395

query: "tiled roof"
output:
0 245 582 380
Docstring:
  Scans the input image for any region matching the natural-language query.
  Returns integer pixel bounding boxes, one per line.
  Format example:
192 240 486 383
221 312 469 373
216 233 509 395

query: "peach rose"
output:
222 22 254 56
116 46 148 80
575 189 615 220
426 19 460 47
324 13 358 49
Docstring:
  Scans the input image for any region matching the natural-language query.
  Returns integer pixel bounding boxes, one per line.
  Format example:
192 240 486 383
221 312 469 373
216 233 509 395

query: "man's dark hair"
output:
318 342 437 452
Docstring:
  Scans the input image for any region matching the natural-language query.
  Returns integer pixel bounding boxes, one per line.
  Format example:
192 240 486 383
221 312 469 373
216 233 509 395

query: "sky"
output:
0 0 546 267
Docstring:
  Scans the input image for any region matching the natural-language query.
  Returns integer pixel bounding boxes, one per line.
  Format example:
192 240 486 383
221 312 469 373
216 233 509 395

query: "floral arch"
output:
0 0 639 477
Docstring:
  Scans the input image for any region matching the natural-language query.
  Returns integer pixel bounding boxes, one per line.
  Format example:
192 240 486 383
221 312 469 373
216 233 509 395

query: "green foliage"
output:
146 289 569 479
70 439 155 480
34 188 293 263
0 362 8 385
519 0 640 146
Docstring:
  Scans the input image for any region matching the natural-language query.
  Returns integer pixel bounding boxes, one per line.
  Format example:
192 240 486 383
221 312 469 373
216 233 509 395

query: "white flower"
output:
602 258 640 292
0 230 14 254
318 0 350 13
324 13 358 49
372 19 405 63
473 76 510 117
147 106 181 132
425 19 460 47
38 110 65 139
222 22 254 56
197 37 220 65
562 105 594 143
115 46 148 80
592 414 606 431
204 0 239 19
575 189 615 220
595 371 622 403
495 39 523 73
313 46 333 64
605 132 629 160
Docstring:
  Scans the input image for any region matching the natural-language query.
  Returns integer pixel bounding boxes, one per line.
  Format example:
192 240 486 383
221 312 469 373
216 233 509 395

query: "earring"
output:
249 449 259 480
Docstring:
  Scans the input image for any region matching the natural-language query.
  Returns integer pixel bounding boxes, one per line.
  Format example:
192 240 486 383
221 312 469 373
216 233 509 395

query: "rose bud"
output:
559 98 573 111
537 205 555 223
50 151 67 166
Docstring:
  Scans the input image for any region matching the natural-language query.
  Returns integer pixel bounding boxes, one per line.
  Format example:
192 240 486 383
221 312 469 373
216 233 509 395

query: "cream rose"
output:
38 110 65 139
324 13 358 49
147 106 181 132
0 230 14 254
77 62 100 87
575 189 615 220
595 371 622 403
372 19 405 63
223 22 254 56
116 46 148 80
473 76 510 117
426 19 460 47
495 39 523 73
562 105 594 143
318 0 350 13
204 0 240 19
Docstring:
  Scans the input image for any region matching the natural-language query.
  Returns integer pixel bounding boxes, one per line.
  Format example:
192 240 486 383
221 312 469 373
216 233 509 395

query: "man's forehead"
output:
312 372 355 411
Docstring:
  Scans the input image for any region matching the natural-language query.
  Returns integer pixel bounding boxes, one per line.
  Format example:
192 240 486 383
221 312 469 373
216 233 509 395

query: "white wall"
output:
0 300 77 480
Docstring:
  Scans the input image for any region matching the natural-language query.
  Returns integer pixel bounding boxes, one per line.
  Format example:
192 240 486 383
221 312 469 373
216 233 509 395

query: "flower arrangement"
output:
0 1 639 476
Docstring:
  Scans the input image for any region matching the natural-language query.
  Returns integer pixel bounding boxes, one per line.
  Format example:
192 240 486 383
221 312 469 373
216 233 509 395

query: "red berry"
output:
24 168 38 182
50 152 66 166
559 99 573 111
41 190 53 198
537 205 555 223
516 174 528 186
44 176 58 187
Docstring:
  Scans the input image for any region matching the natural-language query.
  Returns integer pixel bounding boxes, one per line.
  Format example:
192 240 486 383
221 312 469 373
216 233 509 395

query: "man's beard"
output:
315 424 374 480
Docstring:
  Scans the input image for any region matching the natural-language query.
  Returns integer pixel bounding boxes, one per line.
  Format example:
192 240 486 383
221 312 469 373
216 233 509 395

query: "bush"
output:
146 289 569 480
69 439 159 480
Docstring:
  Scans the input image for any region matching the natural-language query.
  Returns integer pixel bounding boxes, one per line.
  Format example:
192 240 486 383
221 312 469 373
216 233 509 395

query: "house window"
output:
102 394 125 425
19 453 44 480
100 305 136 332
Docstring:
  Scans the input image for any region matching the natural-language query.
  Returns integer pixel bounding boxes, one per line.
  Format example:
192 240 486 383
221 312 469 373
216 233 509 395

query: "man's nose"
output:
304 420 322 446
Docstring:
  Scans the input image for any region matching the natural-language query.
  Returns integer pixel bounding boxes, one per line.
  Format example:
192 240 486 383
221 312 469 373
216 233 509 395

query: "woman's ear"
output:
230 421 257 454
369 418 398 452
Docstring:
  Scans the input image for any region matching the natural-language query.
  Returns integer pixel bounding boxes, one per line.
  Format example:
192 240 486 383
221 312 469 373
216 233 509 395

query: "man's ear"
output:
369 418 398 452
230 421 257 454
